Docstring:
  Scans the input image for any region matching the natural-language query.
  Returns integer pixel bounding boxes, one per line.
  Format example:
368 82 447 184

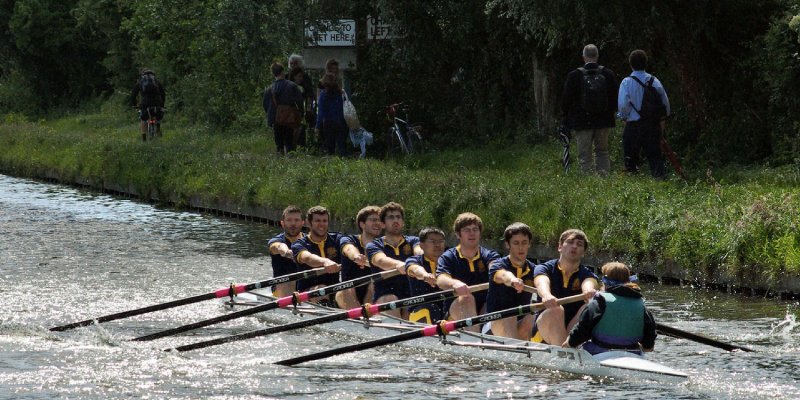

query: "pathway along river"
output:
0 174 798 399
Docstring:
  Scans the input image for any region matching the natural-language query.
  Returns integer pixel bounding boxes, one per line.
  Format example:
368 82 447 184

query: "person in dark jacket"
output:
288 67 312 148
130 69 166 141
562 262 657 355
288 54 315 100
315 73 348 156
263 63 303 155
560 44 618 175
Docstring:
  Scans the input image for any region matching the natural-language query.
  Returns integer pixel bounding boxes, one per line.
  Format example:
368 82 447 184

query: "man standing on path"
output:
560 44 618 175
532 229 599 345
266 205 305 297
263 63 303 156
617 49 671 178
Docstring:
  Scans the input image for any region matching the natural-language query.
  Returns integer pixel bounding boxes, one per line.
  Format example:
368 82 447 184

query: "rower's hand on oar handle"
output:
322 261 341 274
582 288 597 302
453 281 470 297
281 248 293 258
509 277 524 293
423 273 437 287
395 262 408 275
353 253 368 268
540 293 559 309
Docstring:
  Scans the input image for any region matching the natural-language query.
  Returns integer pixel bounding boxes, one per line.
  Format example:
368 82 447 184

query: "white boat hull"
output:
227 291 688 382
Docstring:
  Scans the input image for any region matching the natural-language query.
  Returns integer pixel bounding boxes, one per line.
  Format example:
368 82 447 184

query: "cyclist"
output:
130 69 166 141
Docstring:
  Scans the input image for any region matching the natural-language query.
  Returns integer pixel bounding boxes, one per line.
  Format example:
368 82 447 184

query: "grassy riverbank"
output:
2 104 799 288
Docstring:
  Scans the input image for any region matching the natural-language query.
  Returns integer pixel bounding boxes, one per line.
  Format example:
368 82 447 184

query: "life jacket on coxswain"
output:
583 288 645 355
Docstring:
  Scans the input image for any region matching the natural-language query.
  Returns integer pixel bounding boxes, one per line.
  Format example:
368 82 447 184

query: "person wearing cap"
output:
562 261 657 355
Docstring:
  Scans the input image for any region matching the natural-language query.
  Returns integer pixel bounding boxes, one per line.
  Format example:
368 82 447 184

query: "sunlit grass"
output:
1 106 799 285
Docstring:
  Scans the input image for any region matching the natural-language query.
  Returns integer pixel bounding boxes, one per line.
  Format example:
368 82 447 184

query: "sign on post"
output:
366 16 404 41
304 19 356 47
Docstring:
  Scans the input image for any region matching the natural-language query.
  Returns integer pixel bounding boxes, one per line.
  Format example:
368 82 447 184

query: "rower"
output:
563 262 656 354
266 205 306 297
365 202 423 318
532 229 599 344
291 206 342 303
404 227 447 324
485 222 536 340
334 206 383 309
436 212 500 331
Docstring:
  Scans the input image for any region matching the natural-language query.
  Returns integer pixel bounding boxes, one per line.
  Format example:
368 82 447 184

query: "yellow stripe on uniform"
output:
409 308 432 325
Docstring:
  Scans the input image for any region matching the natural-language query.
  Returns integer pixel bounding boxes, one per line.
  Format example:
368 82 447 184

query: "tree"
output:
5 0 113 110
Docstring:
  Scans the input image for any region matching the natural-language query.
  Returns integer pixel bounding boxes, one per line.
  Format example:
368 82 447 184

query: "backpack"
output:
630 75 667 122
577 66 608 114
271 81 301 128
140 73 159 96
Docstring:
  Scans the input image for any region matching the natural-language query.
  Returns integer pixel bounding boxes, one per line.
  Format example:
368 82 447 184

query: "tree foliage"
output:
1 0 799 165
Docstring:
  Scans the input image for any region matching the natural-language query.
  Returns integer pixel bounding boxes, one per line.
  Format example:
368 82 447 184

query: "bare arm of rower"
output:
371 252 406 274
436 273 469 296
341 243 367 268
413 244 423 256
534 275 558 308
296 251 340 273
269 242 292 258
407 263 436 287
493 270 524 293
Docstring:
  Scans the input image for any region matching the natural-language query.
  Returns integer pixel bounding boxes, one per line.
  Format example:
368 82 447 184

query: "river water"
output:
0 174 798 399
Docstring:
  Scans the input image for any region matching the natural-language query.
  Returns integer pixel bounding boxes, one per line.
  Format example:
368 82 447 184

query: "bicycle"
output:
139 106 165 141
384 102 423 156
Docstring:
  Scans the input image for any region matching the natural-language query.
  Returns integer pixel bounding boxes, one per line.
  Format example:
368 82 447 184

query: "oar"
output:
656 322 754 352
276 293 584 366
50 267 328 332
131 269 399 342
170 283 490 352
522 286 753 352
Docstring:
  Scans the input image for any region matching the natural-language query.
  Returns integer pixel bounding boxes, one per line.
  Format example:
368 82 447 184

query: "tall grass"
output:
2 105 799 286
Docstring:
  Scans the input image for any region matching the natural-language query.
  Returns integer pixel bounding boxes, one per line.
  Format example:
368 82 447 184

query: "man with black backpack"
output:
130 69 165 141
618 49 671 178
560 44 618 175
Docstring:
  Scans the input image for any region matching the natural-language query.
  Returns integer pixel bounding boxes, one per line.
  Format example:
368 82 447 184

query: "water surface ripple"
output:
1 174 797 399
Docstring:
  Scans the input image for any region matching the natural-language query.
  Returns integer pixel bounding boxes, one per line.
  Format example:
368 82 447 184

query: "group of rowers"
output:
267 202 657 355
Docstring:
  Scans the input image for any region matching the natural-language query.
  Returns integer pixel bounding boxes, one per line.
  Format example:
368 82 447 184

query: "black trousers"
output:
274 125 295 154
623 121 665 178
323 120 348 157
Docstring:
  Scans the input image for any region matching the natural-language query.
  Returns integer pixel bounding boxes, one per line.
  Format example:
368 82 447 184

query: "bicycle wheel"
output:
406 130 423 155
385 127 404 157
147 121 157 140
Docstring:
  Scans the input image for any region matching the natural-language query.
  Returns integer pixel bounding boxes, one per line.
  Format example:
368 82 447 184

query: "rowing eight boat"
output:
222 291 689 382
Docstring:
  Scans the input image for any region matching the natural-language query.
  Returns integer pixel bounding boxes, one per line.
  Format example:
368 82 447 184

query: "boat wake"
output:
770 311 799 352
0 319 62 342
69 324 128 347
770 311 798 336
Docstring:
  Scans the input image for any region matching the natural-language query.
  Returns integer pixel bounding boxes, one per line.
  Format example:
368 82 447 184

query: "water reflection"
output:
0 175 274 258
